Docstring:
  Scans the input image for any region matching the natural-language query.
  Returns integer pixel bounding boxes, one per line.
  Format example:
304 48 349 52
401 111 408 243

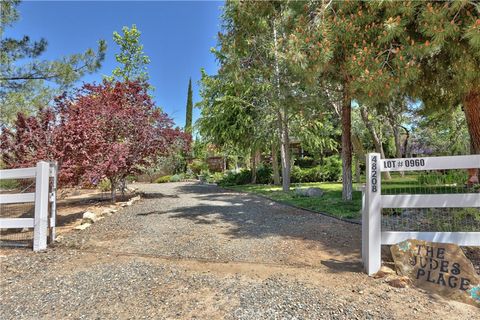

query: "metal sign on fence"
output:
362 153 480 276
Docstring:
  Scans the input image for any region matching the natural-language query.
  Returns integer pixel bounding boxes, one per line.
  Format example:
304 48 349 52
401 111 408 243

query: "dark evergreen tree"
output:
0 0 106 126
185 78 193 135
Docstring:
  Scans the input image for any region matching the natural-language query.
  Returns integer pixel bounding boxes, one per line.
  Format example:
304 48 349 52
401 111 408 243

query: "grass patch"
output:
227 174 473 221
0 179 20 190
228 182 363 221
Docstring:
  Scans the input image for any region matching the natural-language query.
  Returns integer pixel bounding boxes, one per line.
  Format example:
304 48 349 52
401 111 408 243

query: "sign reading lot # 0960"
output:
391 239 480 307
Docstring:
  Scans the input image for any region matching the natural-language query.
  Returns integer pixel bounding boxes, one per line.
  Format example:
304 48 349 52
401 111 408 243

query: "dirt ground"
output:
0 187 135 244
0 182 478 319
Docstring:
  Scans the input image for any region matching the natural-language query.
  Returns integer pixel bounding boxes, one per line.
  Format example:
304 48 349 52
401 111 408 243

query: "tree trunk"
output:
360 106 391 180
401 125 410 158
352 134 365 183
109 178 117 203
279 110 291 192
250 150 257 184
120 177 126 199
464 88 480 183
272 143 280 185
386 105 404 176
341 87 353 201
355 155 361 183
272 19 290 192
391 124 404 176
464 89 480 154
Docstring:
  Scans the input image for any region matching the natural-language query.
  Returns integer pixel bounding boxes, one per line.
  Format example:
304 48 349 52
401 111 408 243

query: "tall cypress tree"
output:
185 78 193 135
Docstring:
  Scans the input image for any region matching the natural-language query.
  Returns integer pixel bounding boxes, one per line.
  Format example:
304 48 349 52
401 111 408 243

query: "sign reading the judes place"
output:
391 239 480 307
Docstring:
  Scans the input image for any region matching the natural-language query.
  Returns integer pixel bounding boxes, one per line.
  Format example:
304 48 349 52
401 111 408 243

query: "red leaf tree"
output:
1 80 189 201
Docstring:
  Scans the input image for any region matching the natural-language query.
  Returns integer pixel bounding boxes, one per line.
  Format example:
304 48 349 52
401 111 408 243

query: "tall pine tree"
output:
1 0 106 126
185 78 193 135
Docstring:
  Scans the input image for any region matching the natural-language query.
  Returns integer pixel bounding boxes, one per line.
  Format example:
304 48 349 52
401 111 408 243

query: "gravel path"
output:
1 182 478 319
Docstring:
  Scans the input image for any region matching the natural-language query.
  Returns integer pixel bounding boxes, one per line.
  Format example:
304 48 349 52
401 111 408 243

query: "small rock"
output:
74 223 91 231
82 211 98 223
386 276 411 288
373 266 397 279
102 208 117 215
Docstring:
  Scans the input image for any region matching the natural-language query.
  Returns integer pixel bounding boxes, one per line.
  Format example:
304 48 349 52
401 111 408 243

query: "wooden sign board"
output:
391 239 480 307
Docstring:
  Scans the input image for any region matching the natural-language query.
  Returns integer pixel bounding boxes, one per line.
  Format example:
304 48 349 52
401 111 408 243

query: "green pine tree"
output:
108 24 150 83
185 78 193 135
0 0 106 126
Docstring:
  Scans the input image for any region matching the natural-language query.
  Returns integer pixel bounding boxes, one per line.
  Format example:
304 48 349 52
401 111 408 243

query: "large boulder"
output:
294 187 324 197
391 239 480 306
82 211 99 223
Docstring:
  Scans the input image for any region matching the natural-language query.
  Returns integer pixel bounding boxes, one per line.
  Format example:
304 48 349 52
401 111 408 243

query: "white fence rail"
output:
362 153 480 275
0 161 57 251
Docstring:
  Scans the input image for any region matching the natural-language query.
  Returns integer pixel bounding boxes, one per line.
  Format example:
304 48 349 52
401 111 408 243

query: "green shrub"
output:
431 208 480 232
155 175 171 183
98 178 111 192
125 175 136 183
294 156 316 168
189 159 208 175
218 169 252 186
170 174 182 182
291 166 319 183
256 165 273 184
0 179 20 190
290 156 341 183
320 155 342 181
236 170 253 185
184 168 196 179
291 166 306 183
418 170 468 185
208 172 225 184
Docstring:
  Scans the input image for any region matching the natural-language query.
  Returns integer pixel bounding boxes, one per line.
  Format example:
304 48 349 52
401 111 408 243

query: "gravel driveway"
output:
1 182 478 319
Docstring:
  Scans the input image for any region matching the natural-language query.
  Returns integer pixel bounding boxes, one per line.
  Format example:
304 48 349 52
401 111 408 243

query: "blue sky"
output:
5 1 223 128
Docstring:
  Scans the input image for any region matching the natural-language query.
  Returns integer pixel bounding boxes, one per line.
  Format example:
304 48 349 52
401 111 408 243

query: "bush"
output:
170 174 182 182
294 156 316 168
0 179 20 190
125 175 136 183
291 166 321 183
189 159 208 175
184 168 196 179
98 178 111 192
208 172 225 184
291 166 305 183
418 170 468 185
290 156 342 183
218 169 252 186
256 165 273 184
320 155 342 181
155 175 171 183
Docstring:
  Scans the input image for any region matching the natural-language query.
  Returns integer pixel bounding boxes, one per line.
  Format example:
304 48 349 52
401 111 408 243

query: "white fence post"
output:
360 184 366 263
33 161 50 251
49 162 58 243
364 153 382 275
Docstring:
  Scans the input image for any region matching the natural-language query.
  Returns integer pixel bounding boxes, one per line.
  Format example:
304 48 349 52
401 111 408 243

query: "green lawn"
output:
228 182 363 221
227 174 474 221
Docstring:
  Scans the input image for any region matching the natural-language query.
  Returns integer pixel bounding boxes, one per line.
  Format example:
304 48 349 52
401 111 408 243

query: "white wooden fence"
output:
362 153 480 275
0 161 57 251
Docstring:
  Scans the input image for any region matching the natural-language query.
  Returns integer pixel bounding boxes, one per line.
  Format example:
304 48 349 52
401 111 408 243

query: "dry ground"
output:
1 182 478 319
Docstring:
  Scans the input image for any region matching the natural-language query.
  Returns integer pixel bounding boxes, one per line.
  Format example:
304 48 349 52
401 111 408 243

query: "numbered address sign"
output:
380 155 480 172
